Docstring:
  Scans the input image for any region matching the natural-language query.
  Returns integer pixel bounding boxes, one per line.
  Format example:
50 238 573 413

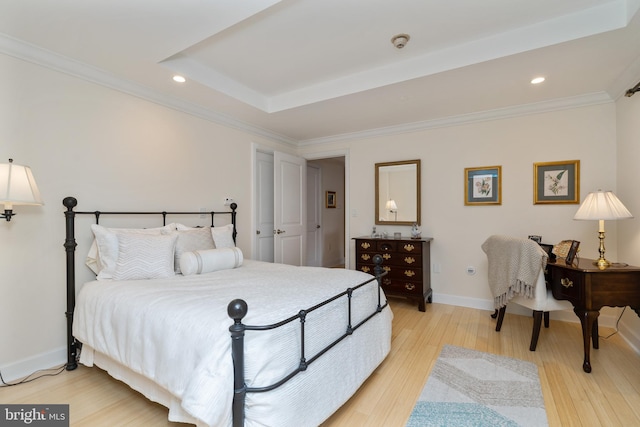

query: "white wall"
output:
616 90 640 352
0 53 289 379
302 104 619 311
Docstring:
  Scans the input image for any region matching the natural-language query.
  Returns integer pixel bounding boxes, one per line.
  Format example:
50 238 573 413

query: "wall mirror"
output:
375 159 421 225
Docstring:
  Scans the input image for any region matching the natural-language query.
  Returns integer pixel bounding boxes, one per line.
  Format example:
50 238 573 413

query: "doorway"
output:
307 157 345 267
253 148 346 267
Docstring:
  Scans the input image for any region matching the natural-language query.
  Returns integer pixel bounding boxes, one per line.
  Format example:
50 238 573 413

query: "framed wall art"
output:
533 160 580 204
326 191 336 208
464 166 502 206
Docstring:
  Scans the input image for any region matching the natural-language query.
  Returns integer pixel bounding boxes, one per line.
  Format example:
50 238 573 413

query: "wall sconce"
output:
386 199 398 221
573 190 633 269
0 159 44 221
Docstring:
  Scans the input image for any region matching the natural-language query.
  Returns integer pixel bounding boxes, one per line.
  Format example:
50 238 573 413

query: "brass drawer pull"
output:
404 270 416 277
404 244 415 252
361 242 371 249
383 278 392 286
405 283 416 291
404 257 416 264
383 253 391 260
383 266 391 272
361 266 370 273
361 254 371 261
561 277 574 288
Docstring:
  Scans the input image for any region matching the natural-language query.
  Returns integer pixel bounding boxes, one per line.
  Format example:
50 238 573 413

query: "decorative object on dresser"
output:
354 236 432 311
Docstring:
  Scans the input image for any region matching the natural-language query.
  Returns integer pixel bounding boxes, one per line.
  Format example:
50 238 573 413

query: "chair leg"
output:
544 311 550 328
495 306 506 331
530 310 543 351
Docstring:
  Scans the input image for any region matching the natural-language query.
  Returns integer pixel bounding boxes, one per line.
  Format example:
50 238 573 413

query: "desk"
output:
547 258 640 373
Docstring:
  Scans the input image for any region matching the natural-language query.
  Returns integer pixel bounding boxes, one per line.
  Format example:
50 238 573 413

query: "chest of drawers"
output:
353 236 432 311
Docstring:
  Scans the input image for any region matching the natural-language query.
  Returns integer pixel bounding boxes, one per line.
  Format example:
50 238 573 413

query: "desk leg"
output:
575 308 599 373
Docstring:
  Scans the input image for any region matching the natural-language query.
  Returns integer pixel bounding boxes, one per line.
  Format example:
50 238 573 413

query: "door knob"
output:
276 229 286 234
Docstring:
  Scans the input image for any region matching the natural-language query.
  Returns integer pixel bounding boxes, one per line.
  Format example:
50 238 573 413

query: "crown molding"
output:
0 33 297 146
0 33 618 148
298 92 614 147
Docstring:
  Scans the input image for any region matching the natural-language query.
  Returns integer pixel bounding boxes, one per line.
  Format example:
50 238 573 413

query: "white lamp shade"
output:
386 200 398 210
0 160 44 209
574 191 632 221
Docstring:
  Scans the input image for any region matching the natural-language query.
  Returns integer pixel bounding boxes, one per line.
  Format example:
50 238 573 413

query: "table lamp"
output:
573 190 633 269
0 158 44 221
386 199 397 221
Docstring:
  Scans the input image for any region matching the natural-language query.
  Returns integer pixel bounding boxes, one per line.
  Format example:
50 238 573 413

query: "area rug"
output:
406 345 548 427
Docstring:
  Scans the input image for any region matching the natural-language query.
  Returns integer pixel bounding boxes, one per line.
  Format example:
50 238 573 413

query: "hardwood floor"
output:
2 299 639 426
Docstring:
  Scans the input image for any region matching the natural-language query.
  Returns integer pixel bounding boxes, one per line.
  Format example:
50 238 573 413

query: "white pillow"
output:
174 228 216 273
211 224 235 248
90 223 174 280
176 223 199 231
85 240 101 274
180 247 243 276
112 233 178 280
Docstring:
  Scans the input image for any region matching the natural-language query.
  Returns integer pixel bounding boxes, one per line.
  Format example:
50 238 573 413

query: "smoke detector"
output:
391 33 410 49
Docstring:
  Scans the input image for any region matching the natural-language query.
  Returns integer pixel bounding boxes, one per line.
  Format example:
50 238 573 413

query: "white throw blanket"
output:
481 235 547 308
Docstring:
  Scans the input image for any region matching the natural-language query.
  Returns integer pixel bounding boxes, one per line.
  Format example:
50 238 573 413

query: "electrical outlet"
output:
224 197 234 206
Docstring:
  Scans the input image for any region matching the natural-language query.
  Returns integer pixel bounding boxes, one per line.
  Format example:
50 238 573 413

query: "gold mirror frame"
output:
375 159 421 226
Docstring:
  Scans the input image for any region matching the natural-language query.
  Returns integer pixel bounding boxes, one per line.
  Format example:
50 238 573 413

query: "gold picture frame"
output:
326 191 336 208
534 160 580 204
464 166 502 206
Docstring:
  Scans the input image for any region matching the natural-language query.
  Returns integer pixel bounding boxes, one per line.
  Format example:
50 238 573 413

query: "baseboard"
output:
432 292 639 354
326 256 345 268
0 346 67 383
619 321 640 354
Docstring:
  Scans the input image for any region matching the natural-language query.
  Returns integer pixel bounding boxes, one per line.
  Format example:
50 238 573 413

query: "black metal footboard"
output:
227 255 388 427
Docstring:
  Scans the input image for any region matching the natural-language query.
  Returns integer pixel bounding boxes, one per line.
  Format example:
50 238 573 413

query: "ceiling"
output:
2 0 640 145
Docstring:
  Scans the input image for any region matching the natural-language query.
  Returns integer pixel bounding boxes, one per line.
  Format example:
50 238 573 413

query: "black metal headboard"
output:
62 196 238 371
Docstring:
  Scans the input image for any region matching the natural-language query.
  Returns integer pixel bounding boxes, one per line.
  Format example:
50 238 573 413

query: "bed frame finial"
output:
63 197 78 209
228 298 248 427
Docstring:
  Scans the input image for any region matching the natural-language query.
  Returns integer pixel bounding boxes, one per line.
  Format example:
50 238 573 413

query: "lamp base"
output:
593 257 611 270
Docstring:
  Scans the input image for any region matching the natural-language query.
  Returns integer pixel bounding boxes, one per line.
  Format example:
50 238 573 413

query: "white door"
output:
306 164 322 266
255 151 274 262
274 151 306 265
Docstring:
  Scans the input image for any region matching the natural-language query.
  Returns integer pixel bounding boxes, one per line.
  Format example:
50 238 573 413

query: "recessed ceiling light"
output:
531 77 545 84
172 75 186 83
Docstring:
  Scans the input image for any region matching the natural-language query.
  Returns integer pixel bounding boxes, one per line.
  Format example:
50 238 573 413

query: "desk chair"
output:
482 235 574 351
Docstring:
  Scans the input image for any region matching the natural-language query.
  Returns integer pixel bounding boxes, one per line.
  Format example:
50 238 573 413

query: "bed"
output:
62 197 392 427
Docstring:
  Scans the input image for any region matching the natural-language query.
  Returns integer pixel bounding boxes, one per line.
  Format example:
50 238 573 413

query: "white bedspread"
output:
73 260 392 426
